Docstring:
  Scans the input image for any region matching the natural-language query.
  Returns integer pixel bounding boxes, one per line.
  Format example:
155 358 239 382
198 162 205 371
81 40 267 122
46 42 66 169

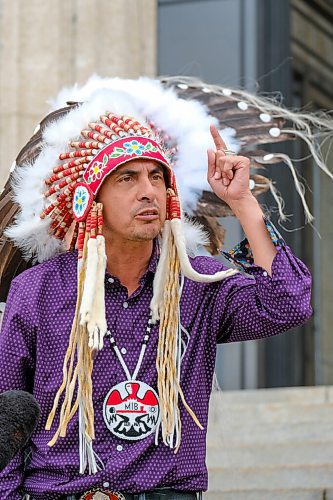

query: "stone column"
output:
291 0 333 385
0 0 157 187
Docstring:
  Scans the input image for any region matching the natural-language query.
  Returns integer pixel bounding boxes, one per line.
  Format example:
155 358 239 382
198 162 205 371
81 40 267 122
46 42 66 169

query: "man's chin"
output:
130 231 159 242
130 223 162 241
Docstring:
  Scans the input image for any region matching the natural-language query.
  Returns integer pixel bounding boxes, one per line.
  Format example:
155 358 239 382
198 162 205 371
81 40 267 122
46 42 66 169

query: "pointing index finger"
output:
210 124 227 151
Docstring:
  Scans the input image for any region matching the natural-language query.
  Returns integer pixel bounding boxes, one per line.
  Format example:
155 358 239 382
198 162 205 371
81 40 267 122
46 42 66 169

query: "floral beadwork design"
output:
109 140 158 159
73 185 91 220
124 140 145 155
86 154 108 184
222 217 286 271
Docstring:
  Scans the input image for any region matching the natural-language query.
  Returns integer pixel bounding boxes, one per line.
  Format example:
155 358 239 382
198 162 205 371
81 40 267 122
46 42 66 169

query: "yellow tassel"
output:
46 228 89 445
156 230 203 451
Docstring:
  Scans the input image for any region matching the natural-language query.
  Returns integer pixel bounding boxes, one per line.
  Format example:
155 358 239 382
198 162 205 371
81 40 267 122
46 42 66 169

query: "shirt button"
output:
121 347 127 354
123 301 129 309
103 482 110 488
108 277 114 284
263 271 268 277
116 444 123 451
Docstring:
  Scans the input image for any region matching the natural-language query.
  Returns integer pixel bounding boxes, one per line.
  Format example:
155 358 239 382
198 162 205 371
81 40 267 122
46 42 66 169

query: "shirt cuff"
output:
222 217 285 272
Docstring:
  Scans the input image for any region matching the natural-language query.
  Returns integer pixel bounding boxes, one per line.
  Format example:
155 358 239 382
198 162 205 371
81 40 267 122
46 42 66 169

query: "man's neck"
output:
104 236 154 296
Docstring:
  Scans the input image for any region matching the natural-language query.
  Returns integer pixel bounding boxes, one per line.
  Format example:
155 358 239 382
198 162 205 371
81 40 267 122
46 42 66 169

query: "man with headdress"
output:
0 79 312 500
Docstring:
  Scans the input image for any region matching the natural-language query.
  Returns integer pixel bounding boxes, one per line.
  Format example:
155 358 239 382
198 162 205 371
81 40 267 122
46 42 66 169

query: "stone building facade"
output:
1 0 333 388
0 0 157 185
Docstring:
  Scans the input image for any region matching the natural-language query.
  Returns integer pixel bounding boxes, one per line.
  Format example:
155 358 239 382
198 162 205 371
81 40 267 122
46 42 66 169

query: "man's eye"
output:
152 174 163 181
120 176 132 182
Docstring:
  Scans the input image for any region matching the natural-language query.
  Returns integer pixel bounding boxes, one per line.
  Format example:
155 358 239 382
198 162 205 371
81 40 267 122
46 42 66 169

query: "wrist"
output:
229 194 262 219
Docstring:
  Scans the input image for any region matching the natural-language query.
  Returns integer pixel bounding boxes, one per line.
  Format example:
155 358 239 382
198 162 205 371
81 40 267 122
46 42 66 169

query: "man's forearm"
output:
230 195 277 275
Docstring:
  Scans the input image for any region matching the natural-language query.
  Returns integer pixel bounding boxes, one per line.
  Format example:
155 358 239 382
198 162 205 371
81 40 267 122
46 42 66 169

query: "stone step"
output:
203 489 324 499
208 401 333 426
206 441 333 468
206 420 333 446
209 386 331 406
204 387 332 496
207 464 333 491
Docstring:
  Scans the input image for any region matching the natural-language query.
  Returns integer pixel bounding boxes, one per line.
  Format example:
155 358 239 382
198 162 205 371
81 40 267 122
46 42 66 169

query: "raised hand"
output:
207 124 253 210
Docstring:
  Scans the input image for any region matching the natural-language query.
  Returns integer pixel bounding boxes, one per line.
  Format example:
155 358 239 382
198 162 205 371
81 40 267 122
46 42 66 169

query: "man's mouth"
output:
135 209 159 221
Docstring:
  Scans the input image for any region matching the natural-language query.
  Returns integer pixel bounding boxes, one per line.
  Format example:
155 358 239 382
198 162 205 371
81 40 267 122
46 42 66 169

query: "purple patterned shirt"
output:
0 221 312 499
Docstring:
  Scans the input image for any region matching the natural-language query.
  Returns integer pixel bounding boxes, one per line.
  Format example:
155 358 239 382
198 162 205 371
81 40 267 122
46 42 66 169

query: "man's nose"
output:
137 176 155 200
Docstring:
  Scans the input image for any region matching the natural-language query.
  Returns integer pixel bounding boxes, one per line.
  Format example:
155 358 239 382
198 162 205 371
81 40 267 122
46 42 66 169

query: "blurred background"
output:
0 0 332 391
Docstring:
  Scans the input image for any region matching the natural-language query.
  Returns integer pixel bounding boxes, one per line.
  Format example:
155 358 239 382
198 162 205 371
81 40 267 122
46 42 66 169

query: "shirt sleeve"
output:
221 217 285 271
214 218 313 343
0 277 36 499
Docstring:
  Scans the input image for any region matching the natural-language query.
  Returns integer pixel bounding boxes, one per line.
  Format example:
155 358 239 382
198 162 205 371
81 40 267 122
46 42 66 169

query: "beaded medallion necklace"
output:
102 312 160 441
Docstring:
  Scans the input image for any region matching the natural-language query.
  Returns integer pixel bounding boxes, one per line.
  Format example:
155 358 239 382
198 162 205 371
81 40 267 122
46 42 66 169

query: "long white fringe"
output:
258 151 314 224
87 235 107 351
78 401 103 475
282 128 333 181
268 182 288 223
163 76 333 136
276 153 314 224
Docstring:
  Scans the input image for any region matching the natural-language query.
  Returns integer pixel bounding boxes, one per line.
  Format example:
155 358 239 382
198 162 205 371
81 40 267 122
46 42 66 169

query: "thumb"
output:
207 149 216 180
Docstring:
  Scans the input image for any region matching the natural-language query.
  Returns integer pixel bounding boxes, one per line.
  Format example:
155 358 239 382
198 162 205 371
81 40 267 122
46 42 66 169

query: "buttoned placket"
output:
106 269 156 380
105 269 154 358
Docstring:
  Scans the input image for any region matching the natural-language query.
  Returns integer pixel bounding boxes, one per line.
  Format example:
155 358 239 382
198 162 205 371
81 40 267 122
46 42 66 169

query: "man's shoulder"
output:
12 250 77 289
189 254 228 275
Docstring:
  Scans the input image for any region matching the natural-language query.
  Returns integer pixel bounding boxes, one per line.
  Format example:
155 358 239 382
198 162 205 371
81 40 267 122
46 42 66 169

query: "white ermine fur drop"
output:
87 235 107 351
171 219 238 282
80 238 98 326
150 221 172 323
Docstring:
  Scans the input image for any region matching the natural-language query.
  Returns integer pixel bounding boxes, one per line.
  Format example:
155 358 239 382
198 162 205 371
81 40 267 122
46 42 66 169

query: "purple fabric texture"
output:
0 223 312 499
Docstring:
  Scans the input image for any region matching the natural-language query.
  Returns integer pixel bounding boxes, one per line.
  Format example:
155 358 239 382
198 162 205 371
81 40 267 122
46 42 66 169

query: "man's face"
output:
97 159 167 242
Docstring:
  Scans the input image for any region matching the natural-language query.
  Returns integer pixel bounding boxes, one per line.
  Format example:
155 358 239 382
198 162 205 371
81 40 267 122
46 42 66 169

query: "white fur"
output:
182 217 210 257
171 219 238 282
150 217 233 323
5 146 64 262
80 238 98 326
87 235 107 350
150 221 171 323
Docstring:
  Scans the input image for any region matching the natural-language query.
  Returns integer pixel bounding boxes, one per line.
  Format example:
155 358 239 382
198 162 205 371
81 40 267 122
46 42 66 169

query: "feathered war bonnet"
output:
5 77 239 473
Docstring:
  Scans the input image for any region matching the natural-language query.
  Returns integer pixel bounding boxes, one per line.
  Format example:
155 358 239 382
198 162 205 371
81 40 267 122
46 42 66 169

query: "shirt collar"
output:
105 238 159 285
